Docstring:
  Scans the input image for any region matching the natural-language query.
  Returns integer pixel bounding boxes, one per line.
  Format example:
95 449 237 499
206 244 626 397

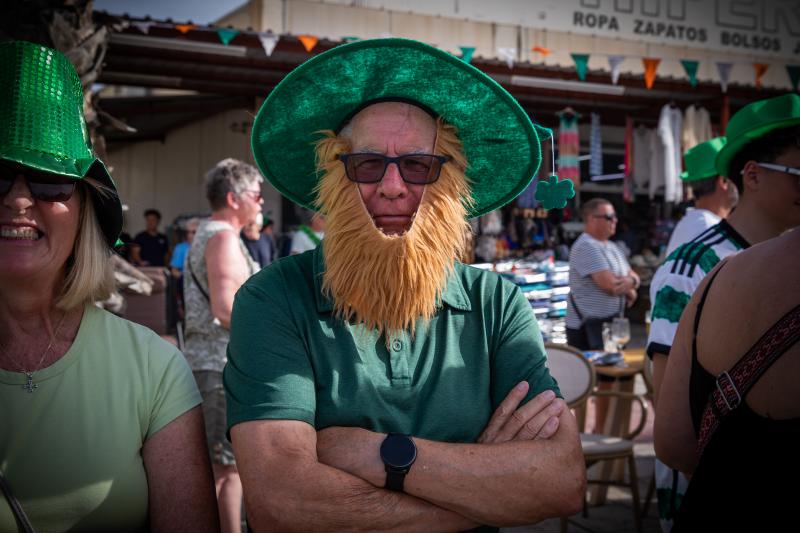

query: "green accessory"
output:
251 38 544 219
681 137 726 181
715 93 800 177
0 41 123 247
535 175 575 210
298 224 322 246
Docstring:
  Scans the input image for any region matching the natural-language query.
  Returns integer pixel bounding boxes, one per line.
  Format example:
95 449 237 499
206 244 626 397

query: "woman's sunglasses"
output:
0 163 77 202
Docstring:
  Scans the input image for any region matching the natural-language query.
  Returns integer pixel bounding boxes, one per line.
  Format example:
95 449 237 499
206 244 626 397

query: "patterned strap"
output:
697 302 800 456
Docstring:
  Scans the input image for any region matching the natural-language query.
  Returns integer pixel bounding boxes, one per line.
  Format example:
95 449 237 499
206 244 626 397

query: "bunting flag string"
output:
716 62 733 93
531 46 552 56
787 65 800 92
459 46 476 64
607 55 624 85
298 34 319 53
642 58 660 89
216 28 240 45
753 63 769 89
341 36 360 43
258 33 279 57
132 22 153 35
571 53 589 81
497 47 516 69
174 24 196 35
681 60 699 87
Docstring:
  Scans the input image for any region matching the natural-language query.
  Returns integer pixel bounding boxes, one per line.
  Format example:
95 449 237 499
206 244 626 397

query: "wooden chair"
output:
545 343 647 533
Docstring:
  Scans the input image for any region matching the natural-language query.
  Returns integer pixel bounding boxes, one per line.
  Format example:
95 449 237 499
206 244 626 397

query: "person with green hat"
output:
648 93 800 528
0 41 218 531
225 38 584 530
664 137 738 257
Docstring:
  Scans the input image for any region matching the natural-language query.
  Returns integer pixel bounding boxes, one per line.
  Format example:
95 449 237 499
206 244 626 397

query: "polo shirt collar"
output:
312 244 471 314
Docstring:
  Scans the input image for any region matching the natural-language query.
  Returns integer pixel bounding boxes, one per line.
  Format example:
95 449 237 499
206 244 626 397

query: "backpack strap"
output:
298 224 322 246
696 301 800 456
0 468 35 533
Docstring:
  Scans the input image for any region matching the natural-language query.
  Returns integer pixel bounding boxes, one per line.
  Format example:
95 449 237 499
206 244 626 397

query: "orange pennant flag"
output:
642 58 661 89
175 24 196 34
298 34 319 53
753 63 769 88
531 46 552 56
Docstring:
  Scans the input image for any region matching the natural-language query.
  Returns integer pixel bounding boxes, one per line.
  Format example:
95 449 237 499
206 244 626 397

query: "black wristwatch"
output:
380 433 417 492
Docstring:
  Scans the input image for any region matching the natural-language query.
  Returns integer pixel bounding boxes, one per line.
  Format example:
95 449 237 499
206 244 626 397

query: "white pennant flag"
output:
133 22 153 34
608 55 625 85
258 33 279 57
497 47 516 69
716 62 733 93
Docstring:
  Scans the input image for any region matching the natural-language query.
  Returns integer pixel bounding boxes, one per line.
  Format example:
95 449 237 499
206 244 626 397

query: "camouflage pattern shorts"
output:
193 370 236 465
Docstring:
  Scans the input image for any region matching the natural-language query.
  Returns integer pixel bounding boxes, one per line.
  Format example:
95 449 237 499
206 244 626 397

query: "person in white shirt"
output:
290 212 325 255
665 137 738 257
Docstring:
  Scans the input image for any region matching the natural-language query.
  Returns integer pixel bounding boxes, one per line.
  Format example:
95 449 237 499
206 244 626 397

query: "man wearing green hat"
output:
648 93 800 526
650 135 737 532
224 38 584 529
664 137 738 256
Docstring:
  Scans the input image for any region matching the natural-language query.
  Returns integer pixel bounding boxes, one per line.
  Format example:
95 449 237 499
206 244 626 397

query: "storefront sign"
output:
352 0 800 59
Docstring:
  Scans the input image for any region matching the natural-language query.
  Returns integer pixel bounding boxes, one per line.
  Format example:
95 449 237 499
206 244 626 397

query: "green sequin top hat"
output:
681 137 726 181
251 38 543 218
715 93 800 177
0 40 122 247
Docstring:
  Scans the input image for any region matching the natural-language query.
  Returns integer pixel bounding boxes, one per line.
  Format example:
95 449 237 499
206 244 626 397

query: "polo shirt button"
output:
392 340 402 351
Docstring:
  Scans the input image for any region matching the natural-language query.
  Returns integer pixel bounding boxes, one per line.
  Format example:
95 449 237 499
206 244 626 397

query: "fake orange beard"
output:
314 121 473 339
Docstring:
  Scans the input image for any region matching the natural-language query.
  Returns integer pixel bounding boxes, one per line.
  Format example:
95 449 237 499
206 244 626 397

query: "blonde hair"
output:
313 117 473 338
56 179 116 310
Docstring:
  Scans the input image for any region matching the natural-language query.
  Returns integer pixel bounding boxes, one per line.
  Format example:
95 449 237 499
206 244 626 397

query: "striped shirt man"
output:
646 219 750 358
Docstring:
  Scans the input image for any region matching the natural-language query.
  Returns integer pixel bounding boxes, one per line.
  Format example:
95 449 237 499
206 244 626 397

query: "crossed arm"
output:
232 383 585 531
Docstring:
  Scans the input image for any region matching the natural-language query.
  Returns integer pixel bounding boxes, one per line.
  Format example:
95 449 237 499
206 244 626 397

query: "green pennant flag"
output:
571 53 589 81
459 46 476 64
681 59 699 87
216 28 240 45
787 65 800 92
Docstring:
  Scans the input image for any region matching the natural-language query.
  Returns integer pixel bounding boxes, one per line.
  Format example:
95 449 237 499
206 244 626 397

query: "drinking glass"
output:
602 322 616 353
611 317 631 352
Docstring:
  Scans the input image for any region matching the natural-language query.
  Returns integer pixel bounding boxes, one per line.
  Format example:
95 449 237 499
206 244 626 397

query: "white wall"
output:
106 108 283 236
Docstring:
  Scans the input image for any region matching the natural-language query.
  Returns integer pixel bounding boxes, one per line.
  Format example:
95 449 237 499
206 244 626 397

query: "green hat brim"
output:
680 168 717 182
251 38 541 218
1 150 123 248
715 116 800 177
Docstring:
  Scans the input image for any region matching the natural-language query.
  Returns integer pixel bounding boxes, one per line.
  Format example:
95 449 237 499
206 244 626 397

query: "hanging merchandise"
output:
589 112 603 177
648 128 667 200
557 108 580 186
658 103 684 203
623 117 634 203
682 105 713 152
633 125 655 194
516 177 539 208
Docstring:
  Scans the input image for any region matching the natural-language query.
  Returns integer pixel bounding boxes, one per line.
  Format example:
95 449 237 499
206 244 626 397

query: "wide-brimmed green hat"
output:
251 38 542 218
0 40 122 247
715 93 800 177
681 137 726 181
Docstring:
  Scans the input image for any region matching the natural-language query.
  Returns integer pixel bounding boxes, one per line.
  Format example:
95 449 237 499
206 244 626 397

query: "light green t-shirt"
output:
225 245 560 443
0 305 201 532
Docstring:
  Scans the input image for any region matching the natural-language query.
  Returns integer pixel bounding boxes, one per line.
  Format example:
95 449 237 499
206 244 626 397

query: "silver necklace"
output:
1 311 67 393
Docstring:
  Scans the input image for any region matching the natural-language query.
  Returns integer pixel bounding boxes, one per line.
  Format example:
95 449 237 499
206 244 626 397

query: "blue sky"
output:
94 0 247 25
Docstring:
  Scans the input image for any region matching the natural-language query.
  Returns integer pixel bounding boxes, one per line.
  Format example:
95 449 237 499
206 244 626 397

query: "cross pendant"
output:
22 373 38 393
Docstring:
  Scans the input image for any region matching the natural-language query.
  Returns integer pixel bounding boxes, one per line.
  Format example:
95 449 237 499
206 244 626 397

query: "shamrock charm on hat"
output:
535 175 575 210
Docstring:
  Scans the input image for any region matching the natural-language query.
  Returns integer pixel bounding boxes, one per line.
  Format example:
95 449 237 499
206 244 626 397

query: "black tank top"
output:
674 264 800 532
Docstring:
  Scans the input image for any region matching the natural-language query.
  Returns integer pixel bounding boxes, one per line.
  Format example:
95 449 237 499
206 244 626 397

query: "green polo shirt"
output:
224 245 559 443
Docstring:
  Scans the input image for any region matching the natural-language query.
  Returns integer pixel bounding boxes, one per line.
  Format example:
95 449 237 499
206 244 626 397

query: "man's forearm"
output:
245 457 476 532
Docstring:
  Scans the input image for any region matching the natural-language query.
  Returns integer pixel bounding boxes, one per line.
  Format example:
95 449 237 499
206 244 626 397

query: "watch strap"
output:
385 468 407 492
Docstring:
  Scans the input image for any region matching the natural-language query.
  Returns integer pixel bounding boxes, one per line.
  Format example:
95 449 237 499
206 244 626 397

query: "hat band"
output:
335 97 439 133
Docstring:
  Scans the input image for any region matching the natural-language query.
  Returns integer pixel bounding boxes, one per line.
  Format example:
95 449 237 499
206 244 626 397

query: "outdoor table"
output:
588 348 645 505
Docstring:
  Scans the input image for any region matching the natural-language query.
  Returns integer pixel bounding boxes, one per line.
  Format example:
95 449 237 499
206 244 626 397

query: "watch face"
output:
380 434 417 469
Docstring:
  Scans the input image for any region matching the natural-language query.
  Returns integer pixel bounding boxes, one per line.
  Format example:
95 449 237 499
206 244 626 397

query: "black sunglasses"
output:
338 153 451 185
593 213 618 221
0 162 77 202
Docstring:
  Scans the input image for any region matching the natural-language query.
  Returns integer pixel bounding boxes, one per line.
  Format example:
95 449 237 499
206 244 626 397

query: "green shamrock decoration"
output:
535 175 575 210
